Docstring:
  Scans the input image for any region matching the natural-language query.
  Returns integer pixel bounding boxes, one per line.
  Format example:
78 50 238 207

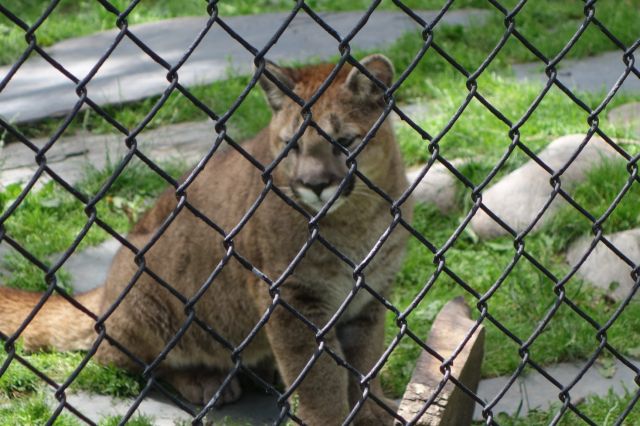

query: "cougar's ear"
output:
344 54 394 104
256 60 296 111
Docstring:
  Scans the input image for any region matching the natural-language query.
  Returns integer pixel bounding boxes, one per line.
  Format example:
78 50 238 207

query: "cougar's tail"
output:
0 286 103 352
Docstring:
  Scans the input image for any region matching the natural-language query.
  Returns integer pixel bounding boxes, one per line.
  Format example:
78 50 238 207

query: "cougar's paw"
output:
164 370 242 406
201 373 242 407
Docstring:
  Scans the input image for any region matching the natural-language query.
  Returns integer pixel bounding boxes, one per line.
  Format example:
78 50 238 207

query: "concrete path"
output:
513 50 640 94
54 389 278 425
0 9 488 124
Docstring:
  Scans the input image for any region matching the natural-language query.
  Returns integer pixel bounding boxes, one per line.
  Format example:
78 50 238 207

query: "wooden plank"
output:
396 296 485 425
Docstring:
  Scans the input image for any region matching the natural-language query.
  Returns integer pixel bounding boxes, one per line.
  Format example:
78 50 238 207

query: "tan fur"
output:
0 55 413 425
0 286 102 351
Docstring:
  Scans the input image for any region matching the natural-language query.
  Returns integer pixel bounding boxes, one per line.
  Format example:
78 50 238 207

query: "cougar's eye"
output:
337 136 356 148
285 138 300 151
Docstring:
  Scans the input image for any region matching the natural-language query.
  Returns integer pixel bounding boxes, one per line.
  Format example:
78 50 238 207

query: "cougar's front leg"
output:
338 300 396 425
265 294 350 425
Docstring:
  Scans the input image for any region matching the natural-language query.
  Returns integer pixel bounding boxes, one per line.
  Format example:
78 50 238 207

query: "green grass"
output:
0 0 283 65
381 156 640 396
549 159 640 250
10 71 272 145
0 158 186 292
0 392 154 425
99 414 154 426
0 342 143 425
0 393 80 425
382 197 640 396
0 343 141 400
377 64 640 394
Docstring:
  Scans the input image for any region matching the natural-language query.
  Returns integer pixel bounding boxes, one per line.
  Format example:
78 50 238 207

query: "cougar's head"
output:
257 54 396 214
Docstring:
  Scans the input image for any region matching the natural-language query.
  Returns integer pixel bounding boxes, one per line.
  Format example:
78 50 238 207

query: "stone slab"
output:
473 358 640 421
0 9 488 124
566 228 640 302
50 389 278 425
397 297 485 425
513 51 640 95
471 134 621 239
0 120 220 189
608 102 640 139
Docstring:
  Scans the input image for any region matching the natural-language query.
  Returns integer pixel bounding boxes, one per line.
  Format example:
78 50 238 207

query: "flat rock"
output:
473 358 639 420
471 134 621 239
513 51 640 95
48 389 278 425
0 120 220 188
566 228 640 302
608 102 640 139
406 161 460 213
0 9 488 123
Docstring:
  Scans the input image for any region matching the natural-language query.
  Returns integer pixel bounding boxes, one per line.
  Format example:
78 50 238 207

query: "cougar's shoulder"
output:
129 127 272 238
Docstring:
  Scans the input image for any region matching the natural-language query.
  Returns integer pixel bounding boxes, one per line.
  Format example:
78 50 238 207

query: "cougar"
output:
0 54 413 425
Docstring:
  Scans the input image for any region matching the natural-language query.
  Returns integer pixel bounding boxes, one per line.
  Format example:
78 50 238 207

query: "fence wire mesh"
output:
0 0 639 425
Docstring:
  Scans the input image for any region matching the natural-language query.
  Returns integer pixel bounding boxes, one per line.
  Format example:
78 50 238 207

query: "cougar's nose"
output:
305 181 331 197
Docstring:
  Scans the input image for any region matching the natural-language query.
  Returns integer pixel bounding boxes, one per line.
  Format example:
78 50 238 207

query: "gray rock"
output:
471 134 621 239
0 120 219 188
608 102 640 139
398 102 431 121
0 9 489 124
406 161 460 213
473 358 639 420
566 228 640 302
513 51 640 95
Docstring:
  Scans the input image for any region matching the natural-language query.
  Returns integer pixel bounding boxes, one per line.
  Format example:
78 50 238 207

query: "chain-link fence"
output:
1 0 639 425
